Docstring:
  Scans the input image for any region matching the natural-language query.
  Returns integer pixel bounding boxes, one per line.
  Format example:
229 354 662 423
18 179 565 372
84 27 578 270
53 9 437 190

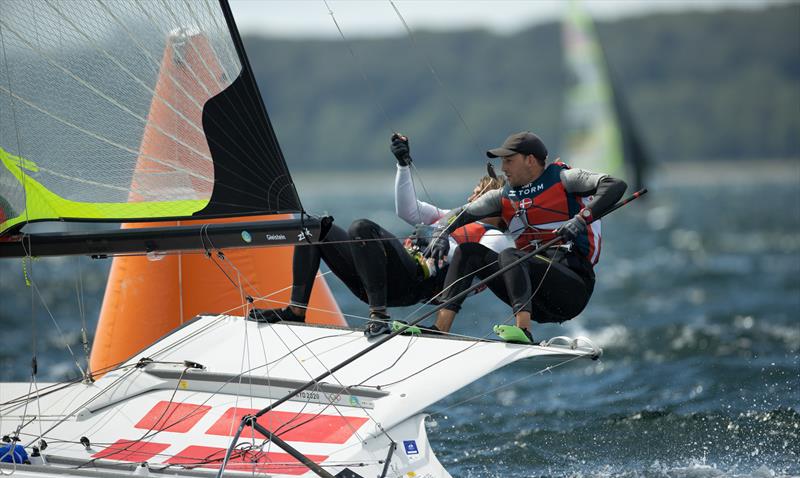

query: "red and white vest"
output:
500 162 602 264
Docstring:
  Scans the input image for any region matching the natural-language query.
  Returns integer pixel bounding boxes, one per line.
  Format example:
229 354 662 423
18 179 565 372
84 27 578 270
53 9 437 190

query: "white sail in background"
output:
561 0 646 186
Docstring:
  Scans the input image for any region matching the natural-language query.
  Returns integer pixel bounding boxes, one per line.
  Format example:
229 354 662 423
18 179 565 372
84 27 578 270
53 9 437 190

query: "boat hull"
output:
1 316 597 477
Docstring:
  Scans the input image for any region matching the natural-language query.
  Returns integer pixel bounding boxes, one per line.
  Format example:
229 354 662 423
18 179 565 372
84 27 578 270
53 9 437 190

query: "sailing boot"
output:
364 310 392 338
493 325 534 344
248 306 305 324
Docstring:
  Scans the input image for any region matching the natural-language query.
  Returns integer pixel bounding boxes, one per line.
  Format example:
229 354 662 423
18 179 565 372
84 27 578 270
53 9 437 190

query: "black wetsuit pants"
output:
291 219 442 310
439 242 595 323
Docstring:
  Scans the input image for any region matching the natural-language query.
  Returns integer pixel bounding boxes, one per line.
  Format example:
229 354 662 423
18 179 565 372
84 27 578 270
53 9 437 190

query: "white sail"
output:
561 0 647 186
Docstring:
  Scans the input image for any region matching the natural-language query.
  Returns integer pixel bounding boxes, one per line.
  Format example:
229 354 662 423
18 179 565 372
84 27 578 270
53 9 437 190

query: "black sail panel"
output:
196 0 301 216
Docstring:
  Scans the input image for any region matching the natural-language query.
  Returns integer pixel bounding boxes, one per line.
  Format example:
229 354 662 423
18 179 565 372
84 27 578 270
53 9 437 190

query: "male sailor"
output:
250 134 513 337
425 131 627 343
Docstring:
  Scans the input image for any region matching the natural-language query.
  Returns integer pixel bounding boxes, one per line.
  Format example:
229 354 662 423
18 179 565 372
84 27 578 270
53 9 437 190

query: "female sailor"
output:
249 134 513 337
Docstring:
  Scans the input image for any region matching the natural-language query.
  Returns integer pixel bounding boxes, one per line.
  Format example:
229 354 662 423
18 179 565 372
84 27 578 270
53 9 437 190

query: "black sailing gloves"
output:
423 224 450 264
391 133 412 166
556 215 587 242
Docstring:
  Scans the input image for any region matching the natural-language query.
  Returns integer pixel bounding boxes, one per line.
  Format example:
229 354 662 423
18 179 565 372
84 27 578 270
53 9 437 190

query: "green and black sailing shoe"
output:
248 307 305 324
493 325 534 344
364 311 392 338
391 320 421 336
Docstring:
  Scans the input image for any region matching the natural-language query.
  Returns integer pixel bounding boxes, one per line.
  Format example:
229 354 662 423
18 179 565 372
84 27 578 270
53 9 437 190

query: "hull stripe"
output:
92 439 170 462
206 407 368 444
134 401 212 433
167 445 328 475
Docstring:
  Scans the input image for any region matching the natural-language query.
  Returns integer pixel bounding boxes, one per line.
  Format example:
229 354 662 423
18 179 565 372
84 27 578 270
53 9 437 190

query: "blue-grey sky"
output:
230 0 787 38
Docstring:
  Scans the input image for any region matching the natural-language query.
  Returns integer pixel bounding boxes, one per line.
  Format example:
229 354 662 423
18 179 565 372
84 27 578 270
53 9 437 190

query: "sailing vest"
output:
500 162 602 264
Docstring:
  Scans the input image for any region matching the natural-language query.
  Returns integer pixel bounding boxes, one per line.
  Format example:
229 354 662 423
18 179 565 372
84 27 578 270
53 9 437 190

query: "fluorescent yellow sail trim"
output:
0 147 209 234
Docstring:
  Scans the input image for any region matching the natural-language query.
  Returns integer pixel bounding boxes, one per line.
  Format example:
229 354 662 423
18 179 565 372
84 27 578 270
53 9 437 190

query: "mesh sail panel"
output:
0 0 300 234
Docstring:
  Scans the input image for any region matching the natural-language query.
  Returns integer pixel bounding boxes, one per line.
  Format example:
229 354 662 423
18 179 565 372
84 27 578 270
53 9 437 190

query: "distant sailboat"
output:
561 0 648 189
0 2 602 477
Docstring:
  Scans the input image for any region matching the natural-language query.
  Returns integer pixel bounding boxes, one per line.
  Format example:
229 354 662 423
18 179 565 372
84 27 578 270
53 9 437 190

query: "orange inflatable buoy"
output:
90 218 344 376
89 30 344 376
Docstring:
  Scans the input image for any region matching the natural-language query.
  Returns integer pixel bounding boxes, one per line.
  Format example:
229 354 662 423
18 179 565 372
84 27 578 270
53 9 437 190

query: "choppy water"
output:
1 165 798 477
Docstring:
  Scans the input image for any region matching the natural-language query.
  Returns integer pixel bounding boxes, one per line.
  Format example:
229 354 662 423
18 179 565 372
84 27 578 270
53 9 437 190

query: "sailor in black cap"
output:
425 131 627 343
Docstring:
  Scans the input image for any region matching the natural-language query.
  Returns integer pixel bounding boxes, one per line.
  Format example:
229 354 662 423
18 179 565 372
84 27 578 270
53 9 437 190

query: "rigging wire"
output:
369 248 562 389
1 6 39 453
27 280 87 379
430 354 587 419
175 232 369 442
388 0 489 207
2 0 285 213
322 0 437 223
73 367 191 471
20 366 140 448
74 257 92 379
212 228 558 439
322 0 393 131
204 243 393 455
388 0 480 154
1 4 597 473
179 221 405 469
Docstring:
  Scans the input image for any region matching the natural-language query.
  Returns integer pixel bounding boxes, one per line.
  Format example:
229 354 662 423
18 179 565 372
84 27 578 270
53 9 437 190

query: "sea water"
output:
0 163 798 477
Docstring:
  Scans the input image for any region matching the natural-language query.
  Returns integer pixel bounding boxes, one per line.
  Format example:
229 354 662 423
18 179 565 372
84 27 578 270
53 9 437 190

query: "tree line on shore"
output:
252 4 796 168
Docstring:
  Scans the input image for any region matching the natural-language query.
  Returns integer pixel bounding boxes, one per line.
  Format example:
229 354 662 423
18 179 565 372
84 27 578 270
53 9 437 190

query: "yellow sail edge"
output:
0 146 208 234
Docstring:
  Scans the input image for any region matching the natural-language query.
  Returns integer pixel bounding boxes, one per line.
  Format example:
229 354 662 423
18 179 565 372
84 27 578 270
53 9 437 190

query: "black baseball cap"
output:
486 131 548 161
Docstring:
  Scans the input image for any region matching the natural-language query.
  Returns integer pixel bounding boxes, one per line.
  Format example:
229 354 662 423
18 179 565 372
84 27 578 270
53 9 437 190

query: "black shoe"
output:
248 307 305 324
364 311 391 338
419 324 444 335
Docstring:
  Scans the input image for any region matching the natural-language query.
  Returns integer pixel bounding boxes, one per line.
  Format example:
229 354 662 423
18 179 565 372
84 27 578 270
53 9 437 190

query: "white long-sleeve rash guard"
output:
394 165 513 261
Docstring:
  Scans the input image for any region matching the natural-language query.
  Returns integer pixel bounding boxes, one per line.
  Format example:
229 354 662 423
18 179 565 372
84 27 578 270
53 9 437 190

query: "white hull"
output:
1 315 598 477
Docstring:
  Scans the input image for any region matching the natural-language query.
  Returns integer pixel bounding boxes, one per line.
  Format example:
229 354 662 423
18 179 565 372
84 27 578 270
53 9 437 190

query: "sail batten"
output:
0 0 301 238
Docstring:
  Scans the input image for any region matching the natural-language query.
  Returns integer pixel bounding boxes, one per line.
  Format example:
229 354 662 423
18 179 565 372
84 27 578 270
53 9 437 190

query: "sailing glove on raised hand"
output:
423 225 450 264
390 133 412 166
556 215 587 241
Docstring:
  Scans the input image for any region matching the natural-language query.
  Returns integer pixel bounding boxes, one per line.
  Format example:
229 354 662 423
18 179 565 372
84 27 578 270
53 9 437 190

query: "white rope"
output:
208 248 392 454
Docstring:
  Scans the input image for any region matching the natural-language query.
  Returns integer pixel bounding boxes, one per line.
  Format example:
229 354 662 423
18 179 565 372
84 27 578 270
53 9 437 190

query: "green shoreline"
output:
293 158 800 196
